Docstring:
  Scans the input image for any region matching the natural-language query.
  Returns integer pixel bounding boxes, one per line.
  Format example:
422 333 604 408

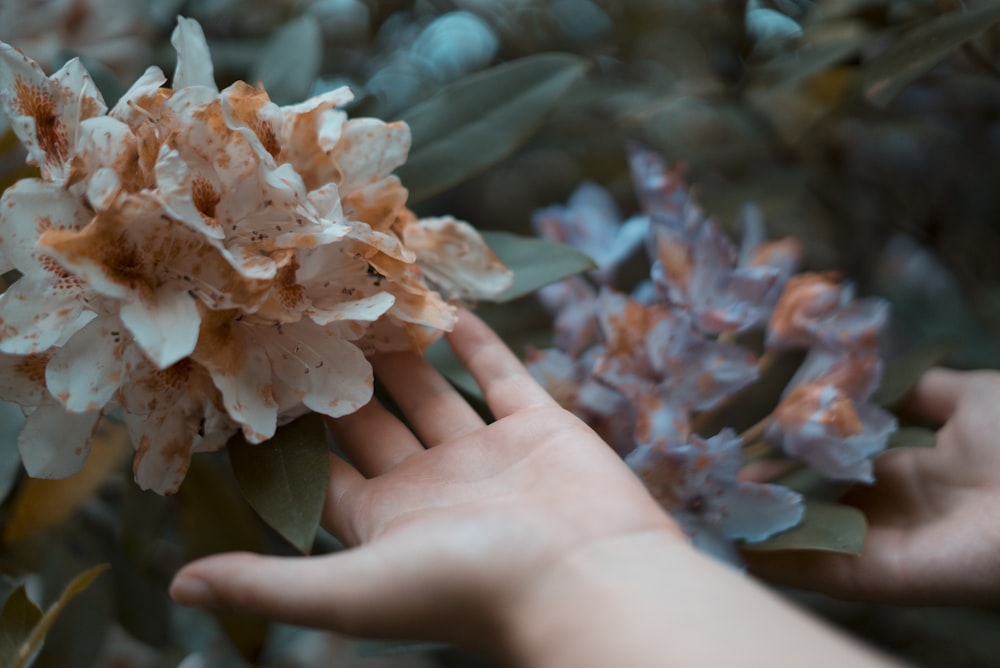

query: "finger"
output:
373 351 485 445
322 454 365 545
902 367 966 425
170 550 459 642
742 549 870 600
447 309 556 419
326 400 422 477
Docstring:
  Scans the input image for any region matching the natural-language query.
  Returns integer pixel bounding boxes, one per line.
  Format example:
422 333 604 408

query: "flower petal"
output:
0 279 87 354
120 283 201 369
264 320 373 418
18 402 100 478
45 315 125 412
332 118 411 193
719 482 804 543
0 177 91 277
109 65 167 124
171 16 216 91
402 216 512 299
0 351 51 405
125 410 194 494
196 320 278 443
0 47 106 180
308 291 395 326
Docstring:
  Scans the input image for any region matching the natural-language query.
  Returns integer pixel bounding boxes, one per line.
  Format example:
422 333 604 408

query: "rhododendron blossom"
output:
0 17 510 493
768 347 897 482
627 429 804 561
528 144 896 560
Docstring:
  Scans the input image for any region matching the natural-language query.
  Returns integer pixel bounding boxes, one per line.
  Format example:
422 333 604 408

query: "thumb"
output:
170 548 441 640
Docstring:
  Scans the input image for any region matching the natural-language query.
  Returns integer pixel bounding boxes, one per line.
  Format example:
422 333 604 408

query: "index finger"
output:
446 308 557 418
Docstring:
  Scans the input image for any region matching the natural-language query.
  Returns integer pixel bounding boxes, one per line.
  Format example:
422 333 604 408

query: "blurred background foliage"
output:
3 0 1000 665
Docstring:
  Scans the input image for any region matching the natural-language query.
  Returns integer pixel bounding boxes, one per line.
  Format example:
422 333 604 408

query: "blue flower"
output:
531 180 647 286
626 429 805 561
768 348 898 482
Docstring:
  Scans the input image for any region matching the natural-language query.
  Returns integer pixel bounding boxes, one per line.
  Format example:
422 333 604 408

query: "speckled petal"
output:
332 118 411 193
126 410 194 494
0 46 105 180
0 279 87 354
264 320 373 418
308 291 395 326
0 178 91 277
0 351 52 405
201 326 278 444
402 216 512 299
109 66 167 125
73 116 143 194
45 315 124 412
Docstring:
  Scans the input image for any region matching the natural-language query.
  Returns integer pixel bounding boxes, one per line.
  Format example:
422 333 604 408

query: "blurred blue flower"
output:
532 180 648 286
767 272 889 351
592 289 759 414
768 347 897 482
627 428 805 561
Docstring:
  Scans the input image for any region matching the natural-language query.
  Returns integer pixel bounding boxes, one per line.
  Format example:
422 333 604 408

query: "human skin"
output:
170 309 893 667
746 367 1000 605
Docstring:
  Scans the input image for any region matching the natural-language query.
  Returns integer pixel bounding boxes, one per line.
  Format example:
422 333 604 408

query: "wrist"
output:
493 529 896 668
495 529 698 668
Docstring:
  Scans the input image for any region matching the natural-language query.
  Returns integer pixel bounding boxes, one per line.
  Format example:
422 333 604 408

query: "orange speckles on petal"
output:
14 352 51 388
154 358 193 392
38 255 85 291
103 239 151 292
12 76 69 167
253 119 281 159
35 215 55 234
191 175 220 219
274 257 306 310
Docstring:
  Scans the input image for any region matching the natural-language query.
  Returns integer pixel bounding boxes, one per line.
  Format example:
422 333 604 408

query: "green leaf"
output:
886 426 937 451
479 231 595 302
773 466 852 503
0 589 42 668
228 413 330 555
32 525 114 668
251 15 322 105
397 53 589 203
177 454 268 663
874 336 958 407
744 499 867 554
110 539 172 649
862 2 1000 108
357 639 451 657
7 564 108 668
752 21 870 89
0 130 19 156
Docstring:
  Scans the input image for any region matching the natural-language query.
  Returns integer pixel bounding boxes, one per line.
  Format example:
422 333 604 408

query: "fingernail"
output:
170 576 217 607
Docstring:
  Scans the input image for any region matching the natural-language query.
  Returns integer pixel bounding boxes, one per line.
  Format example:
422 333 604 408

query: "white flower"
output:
0 16 512 493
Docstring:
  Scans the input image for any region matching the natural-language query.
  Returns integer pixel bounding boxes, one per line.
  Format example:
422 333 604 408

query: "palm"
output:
747 369 1000 605
172 311 678 646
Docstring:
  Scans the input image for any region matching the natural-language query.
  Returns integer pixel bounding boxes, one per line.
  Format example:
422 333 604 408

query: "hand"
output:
745 368 1000 605
170 309 681 650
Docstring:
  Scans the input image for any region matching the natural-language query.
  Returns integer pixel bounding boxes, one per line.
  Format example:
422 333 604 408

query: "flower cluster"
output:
528 144 895 559
0 17 511 494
